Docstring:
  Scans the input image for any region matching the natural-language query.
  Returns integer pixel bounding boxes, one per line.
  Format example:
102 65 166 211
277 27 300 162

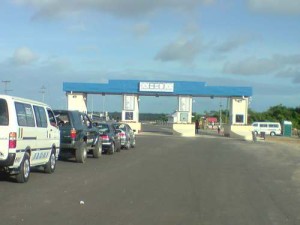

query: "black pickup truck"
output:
53 110 102 163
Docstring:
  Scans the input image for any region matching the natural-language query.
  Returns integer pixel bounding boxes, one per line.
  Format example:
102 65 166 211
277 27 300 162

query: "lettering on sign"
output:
139 82 174 93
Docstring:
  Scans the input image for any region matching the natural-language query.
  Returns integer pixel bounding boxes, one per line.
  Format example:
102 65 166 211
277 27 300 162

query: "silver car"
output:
113 123 136 149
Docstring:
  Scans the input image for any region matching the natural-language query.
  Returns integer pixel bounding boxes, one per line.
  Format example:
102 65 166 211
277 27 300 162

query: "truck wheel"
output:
109 143 115 155
76 142 87 163
130 139 136 148
125 140 130 150
16 152 30 183
116 141 121 152
44 149 56 173
270 132 275 136
93 140 102 158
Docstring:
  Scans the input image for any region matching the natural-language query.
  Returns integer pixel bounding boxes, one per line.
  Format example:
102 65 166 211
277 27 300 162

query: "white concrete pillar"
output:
229 97 248 125
175 96 192 124
67 93 87 113
121 95 139 122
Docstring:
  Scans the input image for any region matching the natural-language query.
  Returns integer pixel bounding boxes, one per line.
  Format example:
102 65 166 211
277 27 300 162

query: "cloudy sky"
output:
0 0 299 113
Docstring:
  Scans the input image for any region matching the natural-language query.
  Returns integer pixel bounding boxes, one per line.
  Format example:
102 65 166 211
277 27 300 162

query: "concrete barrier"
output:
172 123 195 137
224 125 253 141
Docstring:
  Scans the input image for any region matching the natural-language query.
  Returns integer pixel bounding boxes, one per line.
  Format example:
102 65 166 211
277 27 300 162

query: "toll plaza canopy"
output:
63 80 252 97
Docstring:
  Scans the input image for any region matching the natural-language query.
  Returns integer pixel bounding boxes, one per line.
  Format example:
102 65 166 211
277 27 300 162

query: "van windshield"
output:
0 98 9 126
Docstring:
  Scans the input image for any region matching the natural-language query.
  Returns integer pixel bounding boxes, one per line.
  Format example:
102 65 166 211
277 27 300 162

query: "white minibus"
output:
252 122 282 136
0 95 60 183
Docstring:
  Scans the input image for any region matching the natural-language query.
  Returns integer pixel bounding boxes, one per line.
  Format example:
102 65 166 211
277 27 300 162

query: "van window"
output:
253 123 258 127
260 124 267 128
269 124 279 128
15 102 35 127
34 106 48 128
0 99 9 126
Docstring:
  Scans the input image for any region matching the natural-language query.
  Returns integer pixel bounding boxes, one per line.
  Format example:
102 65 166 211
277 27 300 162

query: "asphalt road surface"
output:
1 126 300 225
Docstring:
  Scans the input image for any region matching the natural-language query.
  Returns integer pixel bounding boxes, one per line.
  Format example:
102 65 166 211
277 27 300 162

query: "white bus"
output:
252 122 282 136
0 95 60 183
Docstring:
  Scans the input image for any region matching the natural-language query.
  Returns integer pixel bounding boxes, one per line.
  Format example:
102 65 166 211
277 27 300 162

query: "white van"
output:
0 95 60 183
252 122 282 136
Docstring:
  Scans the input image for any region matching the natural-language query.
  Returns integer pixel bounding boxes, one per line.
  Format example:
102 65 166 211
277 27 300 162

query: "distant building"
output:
206 117 218 124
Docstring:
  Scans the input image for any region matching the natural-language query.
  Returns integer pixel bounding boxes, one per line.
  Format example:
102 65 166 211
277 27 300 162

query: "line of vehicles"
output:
0 95 136 183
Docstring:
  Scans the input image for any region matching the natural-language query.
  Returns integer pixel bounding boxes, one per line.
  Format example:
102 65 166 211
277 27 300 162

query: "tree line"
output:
193 104 300 129
100 104 300 129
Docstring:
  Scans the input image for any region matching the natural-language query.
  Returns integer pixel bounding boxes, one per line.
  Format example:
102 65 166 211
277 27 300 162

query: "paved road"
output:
1 128 300 225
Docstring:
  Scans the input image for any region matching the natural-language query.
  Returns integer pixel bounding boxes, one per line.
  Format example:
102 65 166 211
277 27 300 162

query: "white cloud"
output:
214 35 257 53
248 0 300 15
155 37 203 63
131 23 150 37
275 68 300 83
12 47 39 65
223 54 300 76
12 0 216 19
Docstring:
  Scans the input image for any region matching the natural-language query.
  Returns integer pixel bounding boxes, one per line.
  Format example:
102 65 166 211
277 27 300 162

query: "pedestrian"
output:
195 119 199 134
217 125 221 134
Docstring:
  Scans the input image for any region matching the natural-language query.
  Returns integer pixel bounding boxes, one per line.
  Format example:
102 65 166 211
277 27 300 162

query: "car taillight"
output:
119 132 125 137
70 128 76 139
101 135 109 141
9 132 17 149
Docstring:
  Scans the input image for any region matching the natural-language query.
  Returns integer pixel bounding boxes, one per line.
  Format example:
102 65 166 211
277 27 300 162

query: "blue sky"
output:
0 0 300 113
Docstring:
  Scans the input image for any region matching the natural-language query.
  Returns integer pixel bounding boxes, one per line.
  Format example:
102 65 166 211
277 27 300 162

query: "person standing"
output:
195 119 199 134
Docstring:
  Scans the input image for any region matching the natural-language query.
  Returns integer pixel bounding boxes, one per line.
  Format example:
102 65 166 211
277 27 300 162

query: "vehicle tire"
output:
93 140 102 158
109 142 115 155
76 142 87 163
130 139 136 148
124 140 131 150
16 152 30 183
270 132 275 136
116 141 121 152
44 149 56 173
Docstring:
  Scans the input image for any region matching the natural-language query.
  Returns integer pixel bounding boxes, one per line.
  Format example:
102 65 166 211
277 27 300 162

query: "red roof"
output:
207 117 218 123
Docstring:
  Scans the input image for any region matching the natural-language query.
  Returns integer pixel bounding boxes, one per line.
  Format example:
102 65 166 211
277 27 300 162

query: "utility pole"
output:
2 80 12 94
219 100 222 128
40 85 46 102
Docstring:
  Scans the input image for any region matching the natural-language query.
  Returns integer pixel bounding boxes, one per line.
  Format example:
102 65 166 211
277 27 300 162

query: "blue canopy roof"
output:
63 80 252 97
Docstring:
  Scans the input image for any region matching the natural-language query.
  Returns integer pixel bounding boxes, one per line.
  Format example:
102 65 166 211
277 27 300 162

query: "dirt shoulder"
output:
265 135 300 147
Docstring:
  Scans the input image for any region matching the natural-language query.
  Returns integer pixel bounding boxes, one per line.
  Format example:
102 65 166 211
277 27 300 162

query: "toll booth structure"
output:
63 80 253 138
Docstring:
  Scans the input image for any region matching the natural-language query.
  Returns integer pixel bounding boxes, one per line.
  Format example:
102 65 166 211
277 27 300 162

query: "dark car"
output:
112 123 136 149
93 121 121 154
53 110 102 163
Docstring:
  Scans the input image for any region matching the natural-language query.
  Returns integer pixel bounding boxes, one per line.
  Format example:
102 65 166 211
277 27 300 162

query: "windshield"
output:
97 123 109 133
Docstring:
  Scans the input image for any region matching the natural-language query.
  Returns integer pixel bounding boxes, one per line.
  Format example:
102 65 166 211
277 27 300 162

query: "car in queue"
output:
92 121 121 154
112 122 136 149
53 110 102 163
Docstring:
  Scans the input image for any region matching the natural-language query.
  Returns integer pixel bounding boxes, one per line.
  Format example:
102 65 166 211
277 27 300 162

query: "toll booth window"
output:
125 112 133 120
235 114 244 123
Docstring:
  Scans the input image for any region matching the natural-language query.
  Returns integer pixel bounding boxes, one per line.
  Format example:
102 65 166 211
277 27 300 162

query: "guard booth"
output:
282 121 292 137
